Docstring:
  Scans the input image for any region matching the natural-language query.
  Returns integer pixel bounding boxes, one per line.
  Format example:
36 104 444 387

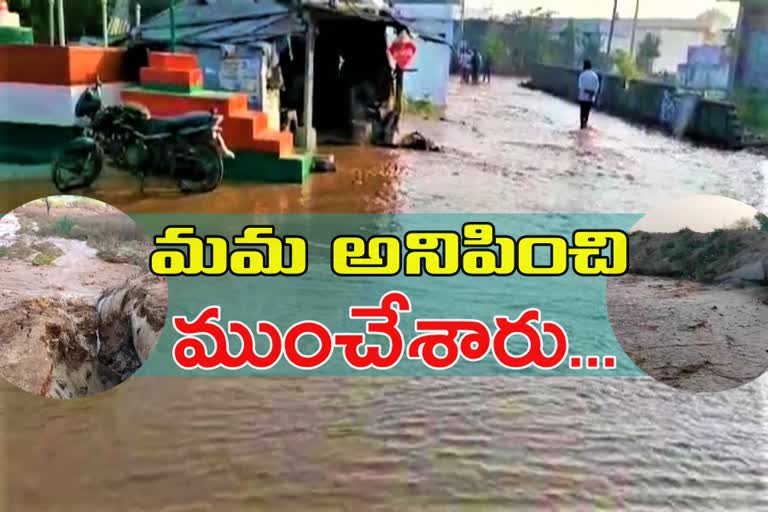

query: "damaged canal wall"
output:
528 63 745 149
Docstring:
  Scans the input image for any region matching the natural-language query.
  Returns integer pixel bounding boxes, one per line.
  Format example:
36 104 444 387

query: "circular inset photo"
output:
0 196 167 399
608 195 768 393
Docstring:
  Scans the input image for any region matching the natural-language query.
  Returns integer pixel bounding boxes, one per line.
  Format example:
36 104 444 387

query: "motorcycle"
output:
52 78 235 194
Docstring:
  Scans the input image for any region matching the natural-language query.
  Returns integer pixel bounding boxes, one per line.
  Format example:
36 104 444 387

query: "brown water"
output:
2 78 768 511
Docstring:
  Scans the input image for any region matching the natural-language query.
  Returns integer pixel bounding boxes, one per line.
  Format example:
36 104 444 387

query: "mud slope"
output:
608 275 768 392
0 274 167 399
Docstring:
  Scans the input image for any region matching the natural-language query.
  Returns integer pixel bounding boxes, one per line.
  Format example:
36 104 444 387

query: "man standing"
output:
459 49 470 83
471 49 481 85
577 59 600 129
483 53 493 83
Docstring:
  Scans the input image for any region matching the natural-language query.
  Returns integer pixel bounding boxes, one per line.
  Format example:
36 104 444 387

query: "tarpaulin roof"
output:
138 0 449 46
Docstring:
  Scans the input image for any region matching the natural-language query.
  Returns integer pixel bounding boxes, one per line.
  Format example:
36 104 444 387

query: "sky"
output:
470 0 740 20
630 195 759 233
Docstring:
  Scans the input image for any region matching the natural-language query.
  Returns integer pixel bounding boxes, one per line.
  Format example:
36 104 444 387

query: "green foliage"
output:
0 247 7 258
54 217 76 238
30 241 64 259
460 10 557 74
6 0 164 43
482 27 507 61
696 8 732 27
636 33 661 74
32 252 56 266
404 97 439 119
95 240 150 269
556 19 577 67
735 89 768 136
613 49 641 81
757 213 768 233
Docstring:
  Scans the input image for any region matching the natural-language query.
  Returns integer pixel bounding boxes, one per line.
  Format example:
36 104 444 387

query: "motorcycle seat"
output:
144 112 214 135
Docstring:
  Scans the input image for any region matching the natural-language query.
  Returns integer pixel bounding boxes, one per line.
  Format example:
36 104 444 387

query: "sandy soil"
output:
608 275 768 393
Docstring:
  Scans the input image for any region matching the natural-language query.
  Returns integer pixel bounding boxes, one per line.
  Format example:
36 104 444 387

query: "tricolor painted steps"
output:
121 52 311 183
0 45 129 165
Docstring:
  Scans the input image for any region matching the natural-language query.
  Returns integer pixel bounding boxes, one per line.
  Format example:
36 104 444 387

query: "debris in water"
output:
397 131 442 152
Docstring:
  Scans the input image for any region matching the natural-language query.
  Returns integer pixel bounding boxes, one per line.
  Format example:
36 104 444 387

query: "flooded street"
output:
2 78 768 510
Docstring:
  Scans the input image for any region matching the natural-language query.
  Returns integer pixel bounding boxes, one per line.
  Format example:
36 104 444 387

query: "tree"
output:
636 32 661 74
557 19 578 67
696 8 732 27
9 0 110 43
482 26 507 62
756 212 768 233
581 30 608 70
614 49 641 81
697 8 732 44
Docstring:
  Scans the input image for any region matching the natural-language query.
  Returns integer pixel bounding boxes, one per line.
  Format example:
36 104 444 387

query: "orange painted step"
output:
252 130 294 156
140 67 203 89
223 118 258 150
148 52 199 71
230 111 269 133
226 95 249 115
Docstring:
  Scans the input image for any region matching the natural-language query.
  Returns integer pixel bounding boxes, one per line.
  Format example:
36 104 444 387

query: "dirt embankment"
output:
609 228 768 393
0 274 167 399
608 275 768 392
627 229 768 284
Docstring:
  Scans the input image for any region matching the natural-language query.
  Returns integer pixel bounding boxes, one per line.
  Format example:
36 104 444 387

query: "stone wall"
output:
529 63 744 148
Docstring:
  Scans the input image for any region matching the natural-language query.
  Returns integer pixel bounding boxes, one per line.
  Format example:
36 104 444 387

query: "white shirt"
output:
578 70 600 103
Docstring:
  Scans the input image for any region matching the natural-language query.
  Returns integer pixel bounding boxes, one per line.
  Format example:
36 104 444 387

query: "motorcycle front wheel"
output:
176 143 224 194
51 144 105 193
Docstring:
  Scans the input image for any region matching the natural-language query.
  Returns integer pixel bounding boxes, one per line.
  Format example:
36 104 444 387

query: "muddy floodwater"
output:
2 78 768 510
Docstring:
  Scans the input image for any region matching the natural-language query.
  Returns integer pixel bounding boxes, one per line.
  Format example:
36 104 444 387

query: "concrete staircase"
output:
121 52 311 183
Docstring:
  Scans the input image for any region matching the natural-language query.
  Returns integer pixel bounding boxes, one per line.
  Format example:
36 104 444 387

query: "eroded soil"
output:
608 274 768 392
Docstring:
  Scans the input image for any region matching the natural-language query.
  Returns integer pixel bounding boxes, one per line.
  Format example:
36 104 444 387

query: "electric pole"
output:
629 0 640 57
606 0 618 56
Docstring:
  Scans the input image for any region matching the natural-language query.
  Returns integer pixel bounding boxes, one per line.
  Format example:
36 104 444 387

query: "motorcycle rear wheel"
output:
176 143 224 194
51 144 104 193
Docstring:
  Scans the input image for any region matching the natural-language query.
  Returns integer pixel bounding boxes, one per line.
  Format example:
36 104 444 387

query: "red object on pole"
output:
388 38 417 69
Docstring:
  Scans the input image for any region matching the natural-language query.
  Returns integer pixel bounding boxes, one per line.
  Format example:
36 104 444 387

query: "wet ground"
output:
1 78 768 510
608 275 768 393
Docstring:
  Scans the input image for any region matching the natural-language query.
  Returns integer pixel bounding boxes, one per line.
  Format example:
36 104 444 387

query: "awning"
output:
137 0 422 46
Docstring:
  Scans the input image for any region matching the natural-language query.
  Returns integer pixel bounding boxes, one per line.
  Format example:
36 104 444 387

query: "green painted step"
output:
123 86 238 100
225 151 313 184
0 26 33 45
140 83 206 94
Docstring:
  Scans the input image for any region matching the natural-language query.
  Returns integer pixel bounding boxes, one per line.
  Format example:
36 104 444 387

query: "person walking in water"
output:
459 49 470 83
482 53 493 83
471 50 481 85
577 59 600 129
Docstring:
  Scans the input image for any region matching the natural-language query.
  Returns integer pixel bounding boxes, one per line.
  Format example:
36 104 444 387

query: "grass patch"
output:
30 241 64 260
53 217 76 237
404 97 441 119
1 241 34 260
10 209 152 268
93 239 151 269
31 252 57 266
